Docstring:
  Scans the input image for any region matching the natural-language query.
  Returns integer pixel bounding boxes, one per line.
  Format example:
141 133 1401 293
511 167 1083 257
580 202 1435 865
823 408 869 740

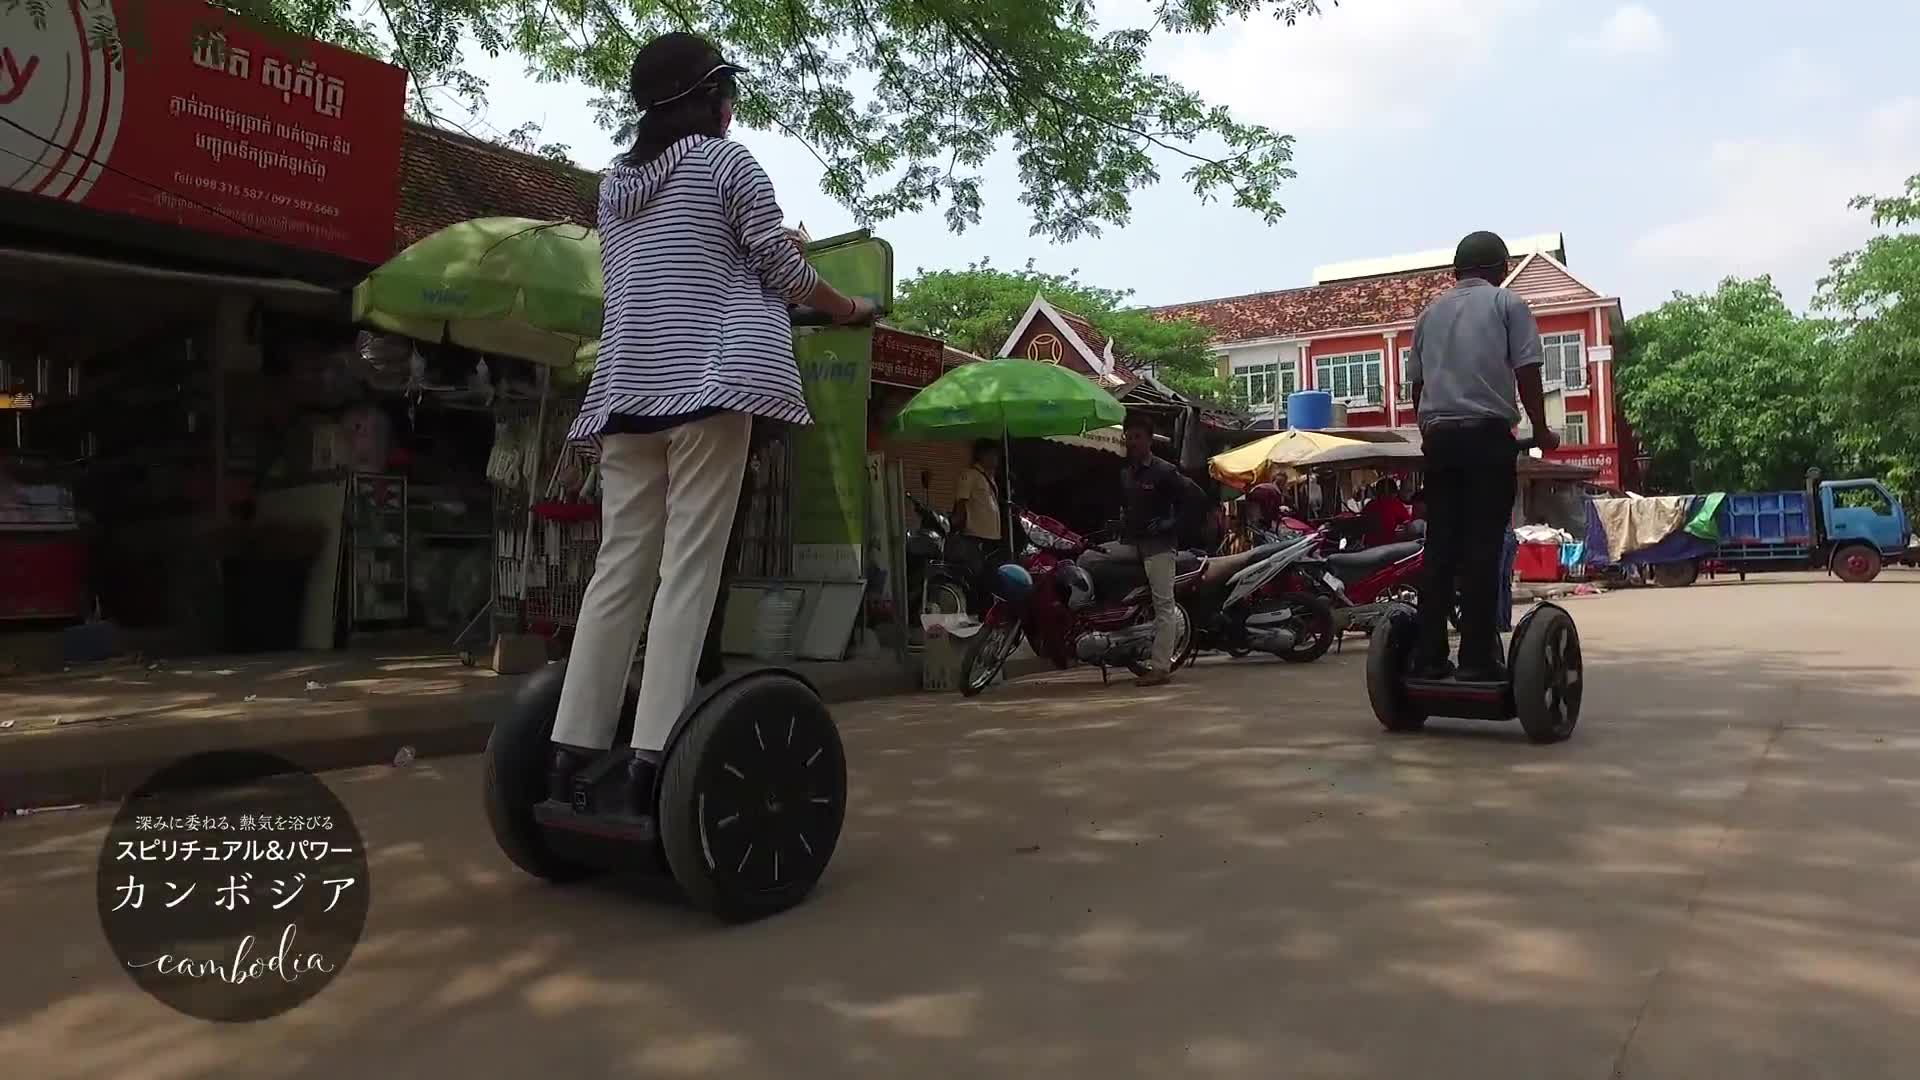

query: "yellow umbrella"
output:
1209 429 1417 489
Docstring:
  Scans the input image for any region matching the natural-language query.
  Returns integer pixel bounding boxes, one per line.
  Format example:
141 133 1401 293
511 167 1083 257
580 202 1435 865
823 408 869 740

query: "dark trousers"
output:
1416 420 1517 670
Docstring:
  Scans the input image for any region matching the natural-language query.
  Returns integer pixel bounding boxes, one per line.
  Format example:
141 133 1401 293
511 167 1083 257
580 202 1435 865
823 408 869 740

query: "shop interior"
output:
0 249 564 669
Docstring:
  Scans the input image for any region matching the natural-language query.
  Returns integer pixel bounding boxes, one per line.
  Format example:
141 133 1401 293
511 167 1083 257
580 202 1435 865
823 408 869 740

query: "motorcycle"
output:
905 491 971 618
1285 532 1430 638
1181 530 1338 664
957 510 1200 696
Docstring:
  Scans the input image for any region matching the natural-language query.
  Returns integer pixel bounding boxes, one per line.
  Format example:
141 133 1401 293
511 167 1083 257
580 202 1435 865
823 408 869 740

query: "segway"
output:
1365 600 1582 743
1364 437 1583 744
482 301 868 922
482 661 846 921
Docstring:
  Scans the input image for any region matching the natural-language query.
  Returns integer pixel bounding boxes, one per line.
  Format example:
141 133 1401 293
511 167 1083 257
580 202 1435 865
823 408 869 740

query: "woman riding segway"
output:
484 32 876 919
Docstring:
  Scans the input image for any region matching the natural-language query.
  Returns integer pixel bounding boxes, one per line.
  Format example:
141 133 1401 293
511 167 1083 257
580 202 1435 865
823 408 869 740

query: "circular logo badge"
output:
0 0 125 201
95 751 371 1023
1026 334 1064 364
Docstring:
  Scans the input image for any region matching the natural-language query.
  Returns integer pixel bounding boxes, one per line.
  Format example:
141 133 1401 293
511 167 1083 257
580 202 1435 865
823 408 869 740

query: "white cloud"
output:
1579 4 1670 57
1153 0 1539 134
1630 97 1920 305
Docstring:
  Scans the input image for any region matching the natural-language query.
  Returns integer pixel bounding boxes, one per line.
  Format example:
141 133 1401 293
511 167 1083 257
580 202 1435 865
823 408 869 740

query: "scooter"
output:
1182 530 1337 663
904 491 971 618
957 510 1197 695
1284 530 1429 639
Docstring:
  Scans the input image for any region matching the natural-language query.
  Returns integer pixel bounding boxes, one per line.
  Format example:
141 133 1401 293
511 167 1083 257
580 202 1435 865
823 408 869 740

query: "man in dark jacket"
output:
1108 411 1206 686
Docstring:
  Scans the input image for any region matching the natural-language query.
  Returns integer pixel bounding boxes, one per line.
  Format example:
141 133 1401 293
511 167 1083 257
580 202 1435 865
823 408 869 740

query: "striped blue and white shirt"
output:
568 135 822 448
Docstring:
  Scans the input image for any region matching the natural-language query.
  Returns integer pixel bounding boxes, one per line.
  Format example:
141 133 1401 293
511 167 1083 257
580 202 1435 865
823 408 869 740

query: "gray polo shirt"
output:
1406 278 1542 425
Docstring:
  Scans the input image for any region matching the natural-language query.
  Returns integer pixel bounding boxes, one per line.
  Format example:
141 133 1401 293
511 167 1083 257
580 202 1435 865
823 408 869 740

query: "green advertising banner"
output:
788 234 893 582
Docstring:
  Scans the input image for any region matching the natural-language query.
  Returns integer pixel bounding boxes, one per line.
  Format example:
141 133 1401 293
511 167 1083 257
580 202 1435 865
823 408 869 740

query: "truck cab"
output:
1818 479 1910 582
1822 480 1908 552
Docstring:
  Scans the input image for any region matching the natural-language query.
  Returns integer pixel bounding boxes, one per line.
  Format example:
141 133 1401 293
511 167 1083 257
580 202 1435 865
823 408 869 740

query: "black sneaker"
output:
1411 656 1455 680
547 744 594 805
623 750 664 819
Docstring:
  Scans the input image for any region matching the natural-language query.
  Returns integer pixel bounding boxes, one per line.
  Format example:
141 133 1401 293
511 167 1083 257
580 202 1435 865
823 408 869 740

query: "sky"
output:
437 0 1920 318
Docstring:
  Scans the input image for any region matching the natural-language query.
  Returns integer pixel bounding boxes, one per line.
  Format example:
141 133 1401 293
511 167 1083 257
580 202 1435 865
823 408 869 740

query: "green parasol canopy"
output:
352 217 602 368
890 358 1126 440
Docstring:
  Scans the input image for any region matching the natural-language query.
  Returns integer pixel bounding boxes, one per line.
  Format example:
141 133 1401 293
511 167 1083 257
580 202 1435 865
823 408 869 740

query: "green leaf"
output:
169 0 1329 241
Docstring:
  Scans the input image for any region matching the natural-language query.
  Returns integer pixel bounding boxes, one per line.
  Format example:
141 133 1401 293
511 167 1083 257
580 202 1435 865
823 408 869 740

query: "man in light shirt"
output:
1405 231 1560 682
951 439 1007 610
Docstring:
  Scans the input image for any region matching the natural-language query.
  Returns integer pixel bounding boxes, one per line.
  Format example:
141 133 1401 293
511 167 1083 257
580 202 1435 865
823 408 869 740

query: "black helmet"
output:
1453 231 1510 274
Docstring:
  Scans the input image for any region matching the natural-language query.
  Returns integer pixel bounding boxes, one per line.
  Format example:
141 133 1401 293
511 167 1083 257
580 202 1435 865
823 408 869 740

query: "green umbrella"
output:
890 358 1126 440
352 217 602 367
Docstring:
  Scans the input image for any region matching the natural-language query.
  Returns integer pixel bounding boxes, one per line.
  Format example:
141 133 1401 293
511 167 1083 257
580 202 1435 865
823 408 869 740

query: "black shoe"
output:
1455 660 1508 684
623 750 664 819
547 744 594 804
1411 656 1455 680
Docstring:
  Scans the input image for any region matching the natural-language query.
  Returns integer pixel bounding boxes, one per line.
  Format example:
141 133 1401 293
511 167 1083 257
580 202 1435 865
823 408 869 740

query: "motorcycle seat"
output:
1202 542 1291 584
1323 541 1424 581
1080 548 1204 597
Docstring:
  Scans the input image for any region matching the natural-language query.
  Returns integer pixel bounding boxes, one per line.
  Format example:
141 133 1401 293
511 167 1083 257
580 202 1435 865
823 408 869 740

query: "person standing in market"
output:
950 438 1008 610
1109 411 1206 687
547 31 875 816
1404 230 1558 683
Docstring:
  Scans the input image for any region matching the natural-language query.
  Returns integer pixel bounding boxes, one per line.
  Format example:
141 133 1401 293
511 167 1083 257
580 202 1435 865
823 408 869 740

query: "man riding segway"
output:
1404 231 1559 683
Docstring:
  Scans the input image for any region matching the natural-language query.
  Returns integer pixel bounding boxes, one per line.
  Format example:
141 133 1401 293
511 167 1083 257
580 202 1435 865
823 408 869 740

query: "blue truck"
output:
1648 470 1915 587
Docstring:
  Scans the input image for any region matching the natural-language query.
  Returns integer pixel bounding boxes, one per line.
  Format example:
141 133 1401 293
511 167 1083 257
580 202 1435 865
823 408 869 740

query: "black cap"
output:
1453 231 1510 273
629 32 747 109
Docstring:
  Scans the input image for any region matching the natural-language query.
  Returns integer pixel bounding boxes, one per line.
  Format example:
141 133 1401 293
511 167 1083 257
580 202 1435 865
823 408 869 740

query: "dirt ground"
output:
4 572 1918 1079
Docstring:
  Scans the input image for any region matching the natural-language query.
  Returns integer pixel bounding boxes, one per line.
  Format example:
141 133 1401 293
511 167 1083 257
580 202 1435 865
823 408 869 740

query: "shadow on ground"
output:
3 579 1917 1078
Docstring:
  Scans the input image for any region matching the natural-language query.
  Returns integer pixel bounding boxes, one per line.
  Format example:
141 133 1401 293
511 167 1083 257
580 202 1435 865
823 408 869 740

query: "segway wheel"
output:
1511 603 1582 744
1366 604 1427 733
482 663 601 883
657 671 848 922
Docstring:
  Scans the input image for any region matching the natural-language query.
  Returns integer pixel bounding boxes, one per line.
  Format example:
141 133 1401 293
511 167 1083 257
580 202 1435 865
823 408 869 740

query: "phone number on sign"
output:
170 172 341 218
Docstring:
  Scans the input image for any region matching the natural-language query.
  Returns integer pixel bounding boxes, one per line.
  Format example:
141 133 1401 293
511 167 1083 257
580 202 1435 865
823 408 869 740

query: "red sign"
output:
1544 446 1620 488
872 327 944 388
2 0 407 263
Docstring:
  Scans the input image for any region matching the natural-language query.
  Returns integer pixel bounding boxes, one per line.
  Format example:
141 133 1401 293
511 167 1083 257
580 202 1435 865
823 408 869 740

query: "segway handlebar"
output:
790 297 889 327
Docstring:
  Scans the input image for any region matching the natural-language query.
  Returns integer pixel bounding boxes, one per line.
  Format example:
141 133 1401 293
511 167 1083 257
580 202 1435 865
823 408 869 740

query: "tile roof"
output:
1154 258 1524 343
395 122 601 251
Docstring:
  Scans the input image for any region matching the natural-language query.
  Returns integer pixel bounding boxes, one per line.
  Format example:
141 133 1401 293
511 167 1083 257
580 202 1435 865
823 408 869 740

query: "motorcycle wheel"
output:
922 578 969 619
959 619 1022 698
1274 592 1336 664
1128 604 1194 677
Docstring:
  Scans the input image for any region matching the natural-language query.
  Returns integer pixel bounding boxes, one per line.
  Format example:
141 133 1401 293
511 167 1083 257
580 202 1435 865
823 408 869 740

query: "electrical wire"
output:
0 112 277 240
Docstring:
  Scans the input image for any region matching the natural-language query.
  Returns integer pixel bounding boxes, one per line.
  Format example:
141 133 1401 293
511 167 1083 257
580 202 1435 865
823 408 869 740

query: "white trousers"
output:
552 411 751 752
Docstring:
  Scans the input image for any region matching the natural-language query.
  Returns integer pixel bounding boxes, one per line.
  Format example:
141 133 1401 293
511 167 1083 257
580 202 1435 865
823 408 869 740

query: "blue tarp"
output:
1619 525 1717 567
1582 497 1611 566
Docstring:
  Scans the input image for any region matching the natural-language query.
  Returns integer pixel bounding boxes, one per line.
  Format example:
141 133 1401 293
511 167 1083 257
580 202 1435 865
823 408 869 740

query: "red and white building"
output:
1154 234 1635 489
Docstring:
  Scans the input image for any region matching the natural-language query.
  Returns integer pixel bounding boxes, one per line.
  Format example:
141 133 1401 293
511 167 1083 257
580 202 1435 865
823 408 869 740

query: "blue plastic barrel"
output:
1287 390 1334 431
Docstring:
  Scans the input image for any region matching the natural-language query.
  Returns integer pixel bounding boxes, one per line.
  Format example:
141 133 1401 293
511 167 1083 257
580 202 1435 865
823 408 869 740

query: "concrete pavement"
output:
4 572 1918 1079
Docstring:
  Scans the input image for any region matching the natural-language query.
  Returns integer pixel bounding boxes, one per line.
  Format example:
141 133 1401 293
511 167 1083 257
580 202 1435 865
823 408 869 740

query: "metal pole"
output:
514 365 550 622
1001 427 1014 557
